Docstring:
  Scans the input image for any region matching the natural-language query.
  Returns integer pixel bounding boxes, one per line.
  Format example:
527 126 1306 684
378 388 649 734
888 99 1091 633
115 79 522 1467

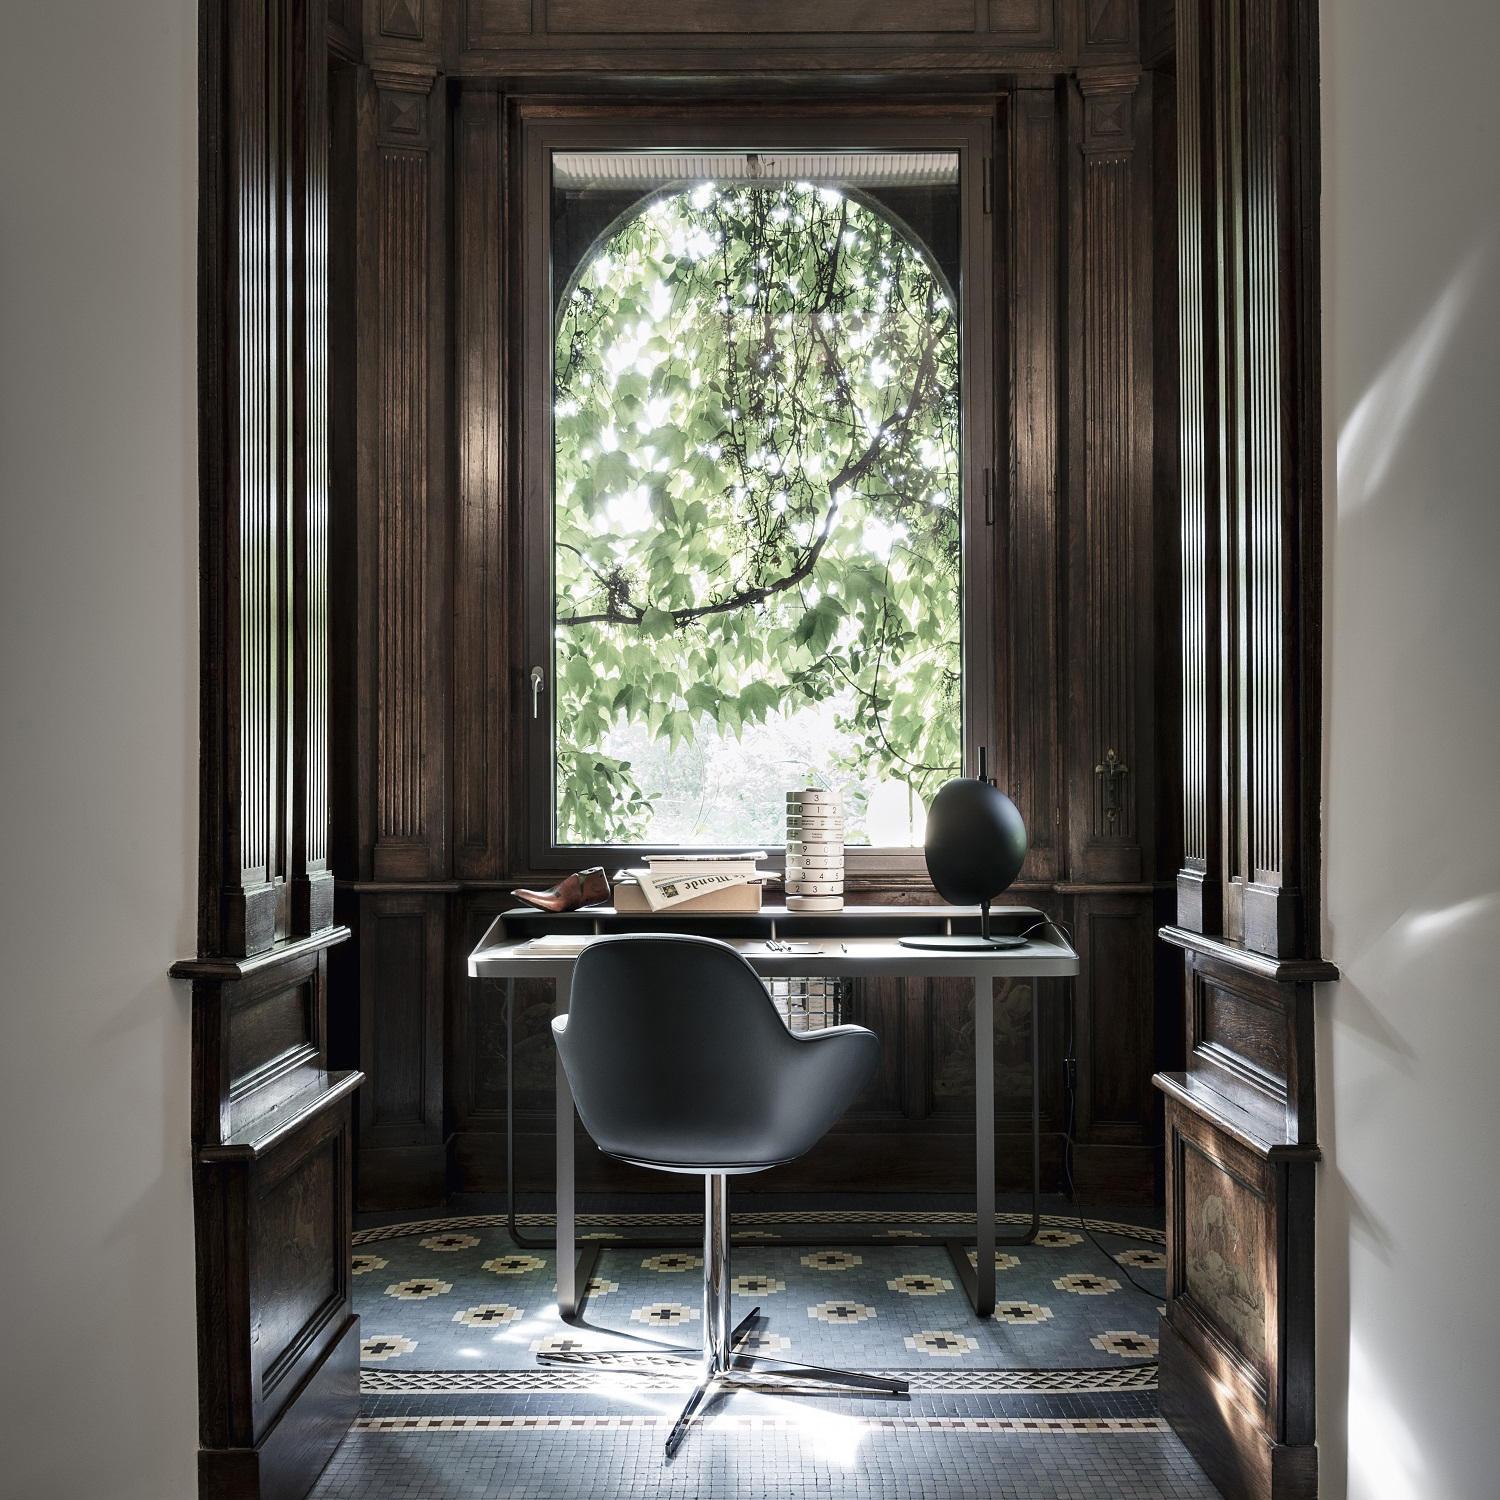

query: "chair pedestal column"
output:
703 1172 732 1378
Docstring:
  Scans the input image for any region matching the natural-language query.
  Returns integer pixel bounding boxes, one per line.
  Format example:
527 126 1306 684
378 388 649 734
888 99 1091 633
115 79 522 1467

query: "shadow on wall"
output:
1319 61 1500 1494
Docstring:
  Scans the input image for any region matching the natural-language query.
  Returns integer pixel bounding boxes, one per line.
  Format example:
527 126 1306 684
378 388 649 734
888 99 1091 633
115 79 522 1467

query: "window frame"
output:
517 103 1001 877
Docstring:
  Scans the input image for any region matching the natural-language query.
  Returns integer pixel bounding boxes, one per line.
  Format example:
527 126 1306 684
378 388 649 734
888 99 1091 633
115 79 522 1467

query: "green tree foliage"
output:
553 181 961 844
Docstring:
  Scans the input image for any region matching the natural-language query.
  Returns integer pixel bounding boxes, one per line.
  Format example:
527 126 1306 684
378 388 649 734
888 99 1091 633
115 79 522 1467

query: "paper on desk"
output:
512 935 594 955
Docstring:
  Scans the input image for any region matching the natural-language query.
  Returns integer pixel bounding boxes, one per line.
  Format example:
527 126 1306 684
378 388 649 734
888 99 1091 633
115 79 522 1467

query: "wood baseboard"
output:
199 1313 359 1500
356 1141 449 1210
1159 1320 1317 1500
442 1128 1156 1203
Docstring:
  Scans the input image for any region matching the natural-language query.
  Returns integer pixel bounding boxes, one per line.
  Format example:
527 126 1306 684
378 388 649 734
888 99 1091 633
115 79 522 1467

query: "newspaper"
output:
634 868 760 912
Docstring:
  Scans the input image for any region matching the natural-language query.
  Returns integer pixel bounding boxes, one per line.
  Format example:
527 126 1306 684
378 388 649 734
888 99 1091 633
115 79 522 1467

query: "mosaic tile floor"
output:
352 1203 1167 1385
322 1197 1216 1498
307 1425 1221 1500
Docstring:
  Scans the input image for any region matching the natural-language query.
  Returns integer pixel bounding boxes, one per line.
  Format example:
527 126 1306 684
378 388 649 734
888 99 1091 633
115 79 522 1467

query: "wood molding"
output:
1179 0 1322 959
199 0 284 959
194 1097 358 1486
1173 0 1223 933
1158 1093 1317 1499
442 0 1137 75
1142 0 1176 66
1066 65 1154 884
1005 83 1063 884
360 62 450 881
292 0 335 936
452 89 507 879
199 0 340 957
196 4 357 1491
355 890 447 1204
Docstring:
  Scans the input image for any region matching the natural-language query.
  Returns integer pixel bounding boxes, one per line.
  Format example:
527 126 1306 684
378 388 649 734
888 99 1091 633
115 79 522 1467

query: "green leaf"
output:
640 607 675 639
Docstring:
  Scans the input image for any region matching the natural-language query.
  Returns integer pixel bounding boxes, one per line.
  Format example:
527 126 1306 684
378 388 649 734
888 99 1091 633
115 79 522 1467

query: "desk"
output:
468 904 1079 1320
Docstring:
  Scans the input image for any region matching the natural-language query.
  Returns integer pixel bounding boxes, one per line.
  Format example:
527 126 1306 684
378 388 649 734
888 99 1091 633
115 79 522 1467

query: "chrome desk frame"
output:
468 906 1079 1321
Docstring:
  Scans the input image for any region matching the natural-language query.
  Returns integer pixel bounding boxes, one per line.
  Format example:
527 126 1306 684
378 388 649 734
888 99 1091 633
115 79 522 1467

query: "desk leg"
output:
993 981 1043 1246
949 975 997 1317
554 981 583 1321
950 976 1044 1317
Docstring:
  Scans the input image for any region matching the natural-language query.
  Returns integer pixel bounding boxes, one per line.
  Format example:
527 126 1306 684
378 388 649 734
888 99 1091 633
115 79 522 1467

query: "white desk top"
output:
467 927 1079 981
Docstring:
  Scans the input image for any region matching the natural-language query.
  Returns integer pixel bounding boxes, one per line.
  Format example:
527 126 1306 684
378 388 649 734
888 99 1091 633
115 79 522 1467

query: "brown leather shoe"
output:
512 866 612 913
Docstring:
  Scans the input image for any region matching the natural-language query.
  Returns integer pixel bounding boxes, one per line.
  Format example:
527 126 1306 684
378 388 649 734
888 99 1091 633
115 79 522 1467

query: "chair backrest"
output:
554 933 878 1173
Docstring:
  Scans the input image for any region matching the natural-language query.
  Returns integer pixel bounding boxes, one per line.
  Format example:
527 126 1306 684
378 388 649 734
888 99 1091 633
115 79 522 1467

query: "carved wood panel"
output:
360 64 450 881
464 0 535 47
201 0 339 956
251 1124 345 1419
379 0 427 41
294 0 335 935
453 90 507 878
987 0 1061 47
1174 0 1321 958
1082 0 1137 54
1174 0 1223 932
1066 67 1153 884
545 0 977 34
1162 1096 1317 1469
216 0 284 958
1175 1119 1271 1396
357 893 446 1205
1005 84 1063 881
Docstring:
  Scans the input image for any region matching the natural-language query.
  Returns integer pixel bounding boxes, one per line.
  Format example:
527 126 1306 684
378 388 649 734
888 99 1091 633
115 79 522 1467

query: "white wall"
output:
0 2 200 1497
1319 2 1500 1497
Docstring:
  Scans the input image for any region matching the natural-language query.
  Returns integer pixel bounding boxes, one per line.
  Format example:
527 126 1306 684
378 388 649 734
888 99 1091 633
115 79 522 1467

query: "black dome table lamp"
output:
900 748 1029 951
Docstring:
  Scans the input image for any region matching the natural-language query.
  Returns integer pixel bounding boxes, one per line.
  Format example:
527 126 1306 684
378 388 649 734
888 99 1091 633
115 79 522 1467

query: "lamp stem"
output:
980 899 991 944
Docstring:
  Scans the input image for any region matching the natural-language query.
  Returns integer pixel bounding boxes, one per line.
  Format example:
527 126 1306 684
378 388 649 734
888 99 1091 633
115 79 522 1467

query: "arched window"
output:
548 168 964 849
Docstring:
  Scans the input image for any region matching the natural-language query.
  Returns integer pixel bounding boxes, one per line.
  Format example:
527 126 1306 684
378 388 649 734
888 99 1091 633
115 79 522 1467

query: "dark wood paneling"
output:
1005 83 1063 883
198 1316 360 1500
1179 0 1320 958
378 0 427 42
359 63 450 882
1082 0 1138 54
1174 0 1222 931
546 0 977 35
201 0 343 958
464 0 534 46
1142 0 1175 65
351 78 1167 1210
1164 927 1321 1145
201 0 283 959
327 0 362 61
195 2 359 1484
293 0 335 936
1073 893 1154 1134
1160 1094 1318 1499
357 892 447 1205
251 1127 344 1415
988 0 1061 47
441 0 1135 72
452 90 507 879
1066 66 1154 885
195 1096 358 1498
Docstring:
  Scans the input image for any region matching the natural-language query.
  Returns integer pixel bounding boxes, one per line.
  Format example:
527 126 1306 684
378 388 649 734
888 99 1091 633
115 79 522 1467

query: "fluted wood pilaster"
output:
359 61 449 881
1006 83 1064 883
1066 66 1154 885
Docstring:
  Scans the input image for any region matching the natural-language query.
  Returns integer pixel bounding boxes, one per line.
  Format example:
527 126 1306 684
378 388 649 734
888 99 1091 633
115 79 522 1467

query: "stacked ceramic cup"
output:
784 788 845 912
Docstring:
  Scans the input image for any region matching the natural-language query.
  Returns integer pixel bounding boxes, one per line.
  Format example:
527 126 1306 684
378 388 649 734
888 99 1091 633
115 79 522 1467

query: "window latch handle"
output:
530 665 545 720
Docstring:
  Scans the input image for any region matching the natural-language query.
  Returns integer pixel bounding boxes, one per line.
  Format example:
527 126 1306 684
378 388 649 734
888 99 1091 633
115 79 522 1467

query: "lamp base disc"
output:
897 934 1028 952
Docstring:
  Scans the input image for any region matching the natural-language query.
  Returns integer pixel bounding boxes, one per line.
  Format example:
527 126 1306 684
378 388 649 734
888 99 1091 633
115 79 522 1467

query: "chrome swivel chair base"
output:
536 1173 910 1457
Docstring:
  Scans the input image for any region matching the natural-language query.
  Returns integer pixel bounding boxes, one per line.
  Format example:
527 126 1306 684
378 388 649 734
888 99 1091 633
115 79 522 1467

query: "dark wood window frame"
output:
513 102 1002 877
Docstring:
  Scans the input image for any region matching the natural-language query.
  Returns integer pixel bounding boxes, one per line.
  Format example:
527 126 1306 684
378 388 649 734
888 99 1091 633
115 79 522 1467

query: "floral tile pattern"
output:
351 1207 1165 1378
